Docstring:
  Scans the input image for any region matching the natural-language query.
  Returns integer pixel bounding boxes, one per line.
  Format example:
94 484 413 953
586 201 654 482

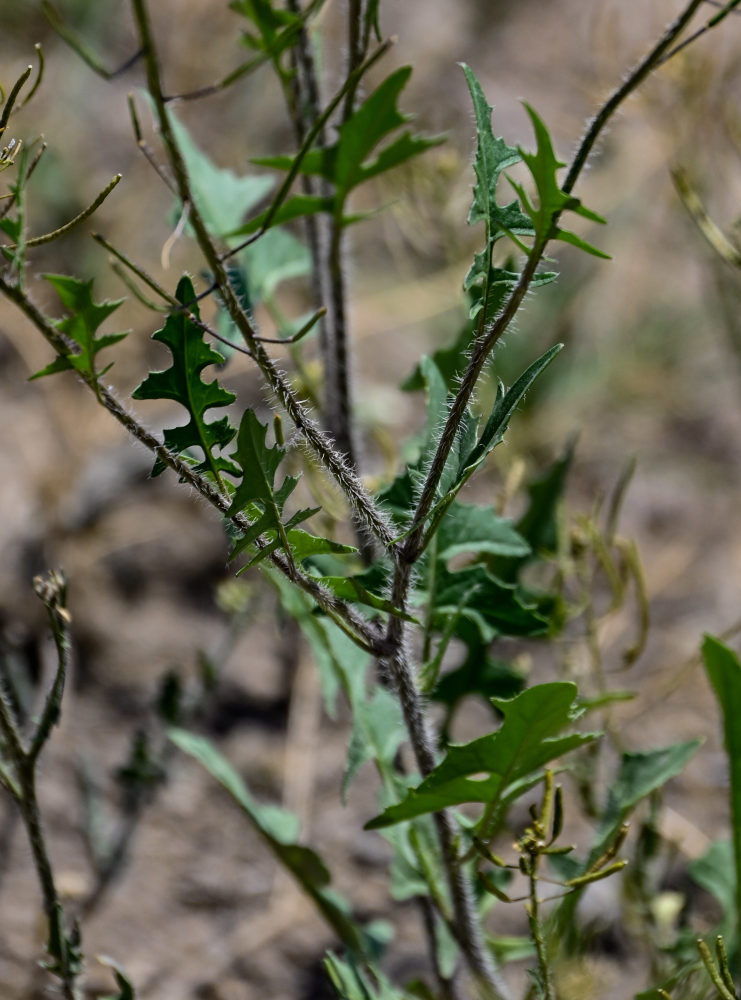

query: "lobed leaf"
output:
510 103 608 257
427 563 548 643
132 275 237 481
461 64 531 242
253 67 442 213
228 408 321 564
31 275 127 381
366 683 598 828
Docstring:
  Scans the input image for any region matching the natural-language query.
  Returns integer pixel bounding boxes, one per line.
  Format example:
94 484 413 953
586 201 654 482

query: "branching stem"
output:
130 0 396 553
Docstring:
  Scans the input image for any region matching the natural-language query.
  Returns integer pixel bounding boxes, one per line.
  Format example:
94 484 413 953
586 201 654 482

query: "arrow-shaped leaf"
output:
366 682 598 828
510 103 609 258
252 67 442 220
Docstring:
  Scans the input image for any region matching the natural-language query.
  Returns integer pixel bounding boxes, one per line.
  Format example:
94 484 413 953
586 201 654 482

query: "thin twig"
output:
0 572 81 1000
657 0 741 65
42 1 142 80
2 175 122 249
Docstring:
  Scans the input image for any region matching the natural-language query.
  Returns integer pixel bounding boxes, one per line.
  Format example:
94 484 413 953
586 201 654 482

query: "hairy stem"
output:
130 0 396 551
0 275 386 655
376 2 713 993
408 0 706 562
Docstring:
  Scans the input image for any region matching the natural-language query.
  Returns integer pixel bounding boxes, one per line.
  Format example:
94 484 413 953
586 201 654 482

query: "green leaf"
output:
431 650 525 718
228 193 336 237
465 262 557 327
366 683 598 828
284 531 356 562
487 935 537 965
269 570 406 794
165 102 274 241
461 64 531 243
515 434 575 556
689 839 735 941
436 502 530 561
231 0 307 71
511 103 608 257
462 343 564 474
325 952 409 1000
593 741 702 863
132 275 237 481
228 408 320 564
342 685 405 801
703 634 741 938
316 574 418 623
428 563 548 642
98 957 136 1000
402 311 476 393
170 727 366 953
241 225 311 301
31 275 127 381
254 67 442 212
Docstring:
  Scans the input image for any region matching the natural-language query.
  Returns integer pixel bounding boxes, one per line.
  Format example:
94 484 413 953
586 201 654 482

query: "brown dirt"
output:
2 2 741 998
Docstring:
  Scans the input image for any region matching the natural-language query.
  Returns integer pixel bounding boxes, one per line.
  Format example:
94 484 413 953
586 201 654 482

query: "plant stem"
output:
130 0 396 553
527 862 555 1000
285 0 333 419
0 275 386 656
375 3 714 993
0 572 80 1000
407 0 706 559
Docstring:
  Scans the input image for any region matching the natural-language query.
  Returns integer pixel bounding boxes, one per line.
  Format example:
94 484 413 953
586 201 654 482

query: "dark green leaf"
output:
170 728 366 953
436 502 530 561
429 563 548 643
703 634 741 937
462 343 564 474
366 683 598 828
431 651 525 716
689 838 735 940
255 68 442 210
592 741 702 863
132 275 237 481
325 952 409 1000
461 64 531 242
516 435 575 556
228 408 321 563
31 275 127 381
316 574 418 622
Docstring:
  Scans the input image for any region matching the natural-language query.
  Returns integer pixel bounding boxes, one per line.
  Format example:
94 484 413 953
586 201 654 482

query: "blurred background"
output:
2 2 741 998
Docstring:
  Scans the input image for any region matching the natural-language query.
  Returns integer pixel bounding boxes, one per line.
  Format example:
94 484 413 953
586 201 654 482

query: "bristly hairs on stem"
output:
129 0 397 555
0 272 385 656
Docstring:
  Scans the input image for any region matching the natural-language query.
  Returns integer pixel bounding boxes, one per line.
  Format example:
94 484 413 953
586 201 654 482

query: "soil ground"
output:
2 3 741 998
